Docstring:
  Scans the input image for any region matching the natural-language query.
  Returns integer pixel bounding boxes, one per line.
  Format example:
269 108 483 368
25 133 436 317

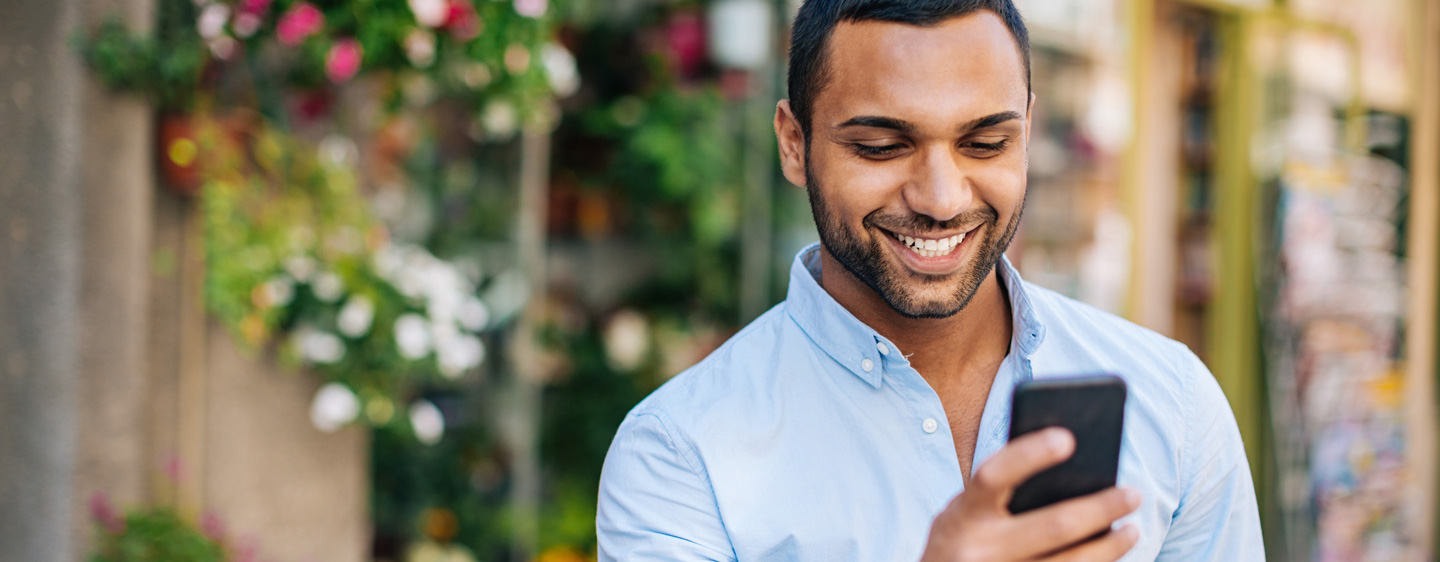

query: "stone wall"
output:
0 0 371 559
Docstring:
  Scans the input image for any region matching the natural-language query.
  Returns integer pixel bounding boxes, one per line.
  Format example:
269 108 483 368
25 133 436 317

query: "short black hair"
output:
786 0 1031 138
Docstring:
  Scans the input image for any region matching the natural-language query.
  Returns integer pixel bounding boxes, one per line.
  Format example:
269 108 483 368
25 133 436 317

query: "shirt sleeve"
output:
597 411 736 562
1156 349 1266 561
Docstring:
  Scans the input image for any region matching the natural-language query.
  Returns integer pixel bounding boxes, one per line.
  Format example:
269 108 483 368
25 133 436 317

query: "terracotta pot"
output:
157 114 203 196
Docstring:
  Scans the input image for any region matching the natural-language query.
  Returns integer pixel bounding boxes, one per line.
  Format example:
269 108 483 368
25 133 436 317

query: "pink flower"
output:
444 0 481 41
199 510 228 541
162 454 186 482
326 38 363 83
514 0 547 18
240 0 273 14
409 0 448 27
277 2 325 46
240 0 274 15
89 494 125 534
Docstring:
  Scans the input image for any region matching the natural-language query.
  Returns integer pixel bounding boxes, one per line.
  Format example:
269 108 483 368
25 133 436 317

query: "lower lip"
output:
883 230 976 275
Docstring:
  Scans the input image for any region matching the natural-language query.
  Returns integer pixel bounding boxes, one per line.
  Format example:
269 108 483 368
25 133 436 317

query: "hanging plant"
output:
197 115 497 436
88 495 228 562
74 0 577 124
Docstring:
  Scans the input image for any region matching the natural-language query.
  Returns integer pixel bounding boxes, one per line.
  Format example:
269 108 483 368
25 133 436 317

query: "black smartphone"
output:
1006 375 1127 514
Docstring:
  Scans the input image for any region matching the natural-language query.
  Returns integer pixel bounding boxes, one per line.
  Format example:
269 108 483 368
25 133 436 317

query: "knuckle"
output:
955 543 996 562
971 464 998 488
1106 489 1135 516
1041 516 1075 542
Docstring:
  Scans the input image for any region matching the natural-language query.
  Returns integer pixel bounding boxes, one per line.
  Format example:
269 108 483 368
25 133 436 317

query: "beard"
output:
805 159 1024 319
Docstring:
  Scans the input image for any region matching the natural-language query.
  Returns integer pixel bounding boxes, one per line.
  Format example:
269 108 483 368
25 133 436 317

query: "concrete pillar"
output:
71 0 158 553
0 0 86 560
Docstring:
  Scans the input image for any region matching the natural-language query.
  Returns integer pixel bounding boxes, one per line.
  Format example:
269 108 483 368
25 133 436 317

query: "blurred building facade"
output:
2 0 1439 561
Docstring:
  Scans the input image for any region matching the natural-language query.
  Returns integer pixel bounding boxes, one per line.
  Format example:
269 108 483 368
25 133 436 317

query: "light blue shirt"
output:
598 243 1263 561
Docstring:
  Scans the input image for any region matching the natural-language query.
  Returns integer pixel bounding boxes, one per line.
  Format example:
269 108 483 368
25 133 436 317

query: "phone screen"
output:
1007 375 1127 514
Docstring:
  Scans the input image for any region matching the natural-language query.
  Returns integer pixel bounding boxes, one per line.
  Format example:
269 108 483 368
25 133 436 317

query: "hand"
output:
918 428 1142 562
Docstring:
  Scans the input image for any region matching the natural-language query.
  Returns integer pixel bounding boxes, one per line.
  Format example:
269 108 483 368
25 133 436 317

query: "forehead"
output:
818 12 1028 127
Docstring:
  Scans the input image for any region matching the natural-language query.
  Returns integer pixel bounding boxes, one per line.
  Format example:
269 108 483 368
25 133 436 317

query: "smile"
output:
892 231 965 258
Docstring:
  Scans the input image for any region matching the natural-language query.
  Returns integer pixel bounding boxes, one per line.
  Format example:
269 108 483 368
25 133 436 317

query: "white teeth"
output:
894 231 970 258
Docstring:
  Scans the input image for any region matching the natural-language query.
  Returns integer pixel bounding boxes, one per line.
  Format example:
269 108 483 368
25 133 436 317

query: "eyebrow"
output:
832 110 1024 135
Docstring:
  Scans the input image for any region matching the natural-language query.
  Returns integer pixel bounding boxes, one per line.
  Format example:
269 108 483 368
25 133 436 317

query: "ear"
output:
1025 92 1037 142
774 99 808 188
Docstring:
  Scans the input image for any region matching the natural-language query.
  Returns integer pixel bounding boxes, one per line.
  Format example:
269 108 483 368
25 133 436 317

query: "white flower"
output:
233 12 261 38
208 37 238 60
603 309 649 371
394 313 432 359
409 0 448 27
503 43 531 74
371 245 403 280
457 62 491 89
514 0 547 18
309 382 360 432
437 334 485 378
284 255 317 282
479 269 529 324
458 297 489 331
319 135 358 168
298 329 346 364
197 3 231 39
409 399 445 445
337 296 375 337
263 275 295 307
403 28 437 68
481 101 519 140
541 43 579 98
312 271 345 302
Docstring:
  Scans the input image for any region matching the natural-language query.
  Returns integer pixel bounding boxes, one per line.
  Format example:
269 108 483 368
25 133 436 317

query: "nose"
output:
902 144 972 224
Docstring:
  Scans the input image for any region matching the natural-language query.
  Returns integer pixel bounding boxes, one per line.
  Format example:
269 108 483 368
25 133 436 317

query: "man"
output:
597 1 1264 560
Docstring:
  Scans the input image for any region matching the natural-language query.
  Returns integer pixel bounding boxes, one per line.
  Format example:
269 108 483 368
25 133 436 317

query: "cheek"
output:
812 146 905 221
969 158 1028 211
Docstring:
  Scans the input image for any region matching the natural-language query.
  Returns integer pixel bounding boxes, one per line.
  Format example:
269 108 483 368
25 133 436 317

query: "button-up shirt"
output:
598 243 1264 561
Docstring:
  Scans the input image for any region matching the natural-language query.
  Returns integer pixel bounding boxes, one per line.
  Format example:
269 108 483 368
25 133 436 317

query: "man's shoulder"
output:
1023 280 1198 375
1022 281 1219 423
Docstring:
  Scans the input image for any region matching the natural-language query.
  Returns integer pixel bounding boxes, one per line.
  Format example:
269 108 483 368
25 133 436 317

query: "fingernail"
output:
1122 488 1141 508
1046 428 1073 453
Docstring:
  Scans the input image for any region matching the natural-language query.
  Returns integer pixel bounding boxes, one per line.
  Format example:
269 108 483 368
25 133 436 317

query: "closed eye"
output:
851 143 906 158
962 139 1010 157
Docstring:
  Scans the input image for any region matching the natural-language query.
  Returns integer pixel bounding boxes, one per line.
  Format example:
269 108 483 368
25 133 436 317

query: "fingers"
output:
966 427 1074 506
1034 524 1140 562
1009 487 1142 559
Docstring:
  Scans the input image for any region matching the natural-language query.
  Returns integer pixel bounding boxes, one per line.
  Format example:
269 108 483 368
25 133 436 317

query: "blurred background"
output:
1 0 1437 560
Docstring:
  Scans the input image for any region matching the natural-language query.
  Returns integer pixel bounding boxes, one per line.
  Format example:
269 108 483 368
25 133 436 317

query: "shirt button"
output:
923 418 938 433
876 342 890 356
861 358 874 372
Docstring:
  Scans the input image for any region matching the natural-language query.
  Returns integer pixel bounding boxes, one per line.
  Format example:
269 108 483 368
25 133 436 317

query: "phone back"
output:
1007 375 1127 514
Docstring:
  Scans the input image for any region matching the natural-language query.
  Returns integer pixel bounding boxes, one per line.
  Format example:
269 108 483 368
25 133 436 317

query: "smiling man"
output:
597 1 1263 561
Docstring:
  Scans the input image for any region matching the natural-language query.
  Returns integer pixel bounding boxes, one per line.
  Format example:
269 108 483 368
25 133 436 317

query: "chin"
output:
879 289 969 319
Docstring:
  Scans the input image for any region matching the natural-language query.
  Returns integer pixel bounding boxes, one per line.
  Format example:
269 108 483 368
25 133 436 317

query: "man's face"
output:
779 12 1033 319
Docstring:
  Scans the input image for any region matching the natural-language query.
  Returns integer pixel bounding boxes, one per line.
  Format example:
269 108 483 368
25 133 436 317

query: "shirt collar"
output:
784 242 1046 387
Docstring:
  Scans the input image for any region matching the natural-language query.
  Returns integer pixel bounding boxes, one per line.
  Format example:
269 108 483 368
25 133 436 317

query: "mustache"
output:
862 206 999 234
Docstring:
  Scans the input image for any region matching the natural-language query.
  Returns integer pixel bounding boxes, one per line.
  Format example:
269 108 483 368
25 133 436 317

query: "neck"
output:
818 248 1014 382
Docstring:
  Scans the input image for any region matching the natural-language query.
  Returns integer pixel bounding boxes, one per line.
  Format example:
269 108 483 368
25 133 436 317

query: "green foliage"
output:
587 86 742 247
90 508 226 562
74 18 208 111
371 417 513 559
201 118 494 429
74 0 566 120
